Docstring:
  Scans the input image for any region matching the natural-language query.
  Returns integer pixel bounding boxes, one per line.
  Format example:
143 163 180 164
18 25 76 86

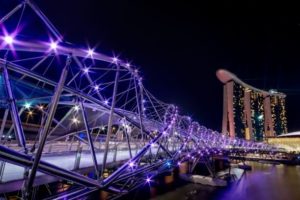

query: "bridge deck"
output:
0 142 162 193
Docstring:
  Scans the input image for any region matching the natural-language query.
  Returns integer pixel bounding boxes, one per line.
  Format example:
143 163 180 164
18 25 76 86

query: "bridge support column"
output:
244 90 253 140
0 109 9 139
101 63 120 178
1 60 27 152
124 126 133 159
6 108 25 138
24 55 71 198
80 100 100 179
134 76 145 142
26 0 62 42
74 145 83 170
263 95 274 138
139 79 146 141
0 161 5 183
0 3 23 24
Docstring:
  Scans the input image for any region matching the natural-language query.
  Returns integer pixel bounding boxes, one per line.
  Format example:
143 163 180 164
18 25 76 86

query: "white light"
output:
50 41 58 50
104 100 109 105
112 57 118 63
4 35 14 44
72 117 79 124
74 105 80 111
87 49 94 57
83 68 89 73
129 162 134 167
94 85 100 90
125 63 130 68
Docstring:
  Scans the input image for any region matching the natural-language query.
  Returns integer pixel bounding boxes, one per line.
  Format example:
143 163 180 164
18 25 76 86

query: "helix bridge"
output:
0 1 280 199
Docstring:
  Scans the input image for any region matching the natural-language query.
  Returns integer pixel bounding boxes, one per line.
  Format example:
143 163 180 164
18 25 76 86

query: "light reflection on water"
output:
217 163 300 200
148 162 300 200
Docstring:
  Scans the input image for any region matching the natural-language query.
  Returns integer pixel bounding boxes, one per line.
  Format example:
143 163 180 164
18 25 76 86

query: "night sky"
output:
35 0 300 132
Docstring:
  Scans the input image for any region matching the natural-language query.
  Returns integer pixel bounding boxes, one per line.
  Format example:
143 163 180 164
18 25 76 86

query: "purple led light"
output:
83 68 89 73
129 162 134 167
50 41 58 50
4 35 14 44
87 48 94 57
94 85 100 90
104 100 109 105
112 57 118 63
146 177 151 183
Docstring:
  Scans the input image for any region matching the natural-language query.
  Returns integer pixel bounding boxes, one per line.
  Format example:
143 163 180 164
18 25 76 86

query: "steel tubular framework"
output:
0 1 279 199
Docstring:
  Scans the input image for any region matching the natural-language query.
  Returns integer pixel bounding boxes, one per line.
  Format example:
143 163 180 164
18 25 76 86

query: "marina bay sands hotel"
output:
217 69 288 141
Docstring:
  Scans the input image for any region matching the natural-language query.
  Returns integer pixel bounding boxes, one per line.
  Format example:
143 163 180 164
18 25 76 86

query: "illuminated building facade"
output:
217 69 288 141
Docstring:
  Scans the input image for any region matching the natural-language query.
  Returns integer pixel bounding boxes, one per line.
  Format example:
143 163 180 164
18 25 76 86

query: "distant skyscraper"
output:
217 69 288 141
